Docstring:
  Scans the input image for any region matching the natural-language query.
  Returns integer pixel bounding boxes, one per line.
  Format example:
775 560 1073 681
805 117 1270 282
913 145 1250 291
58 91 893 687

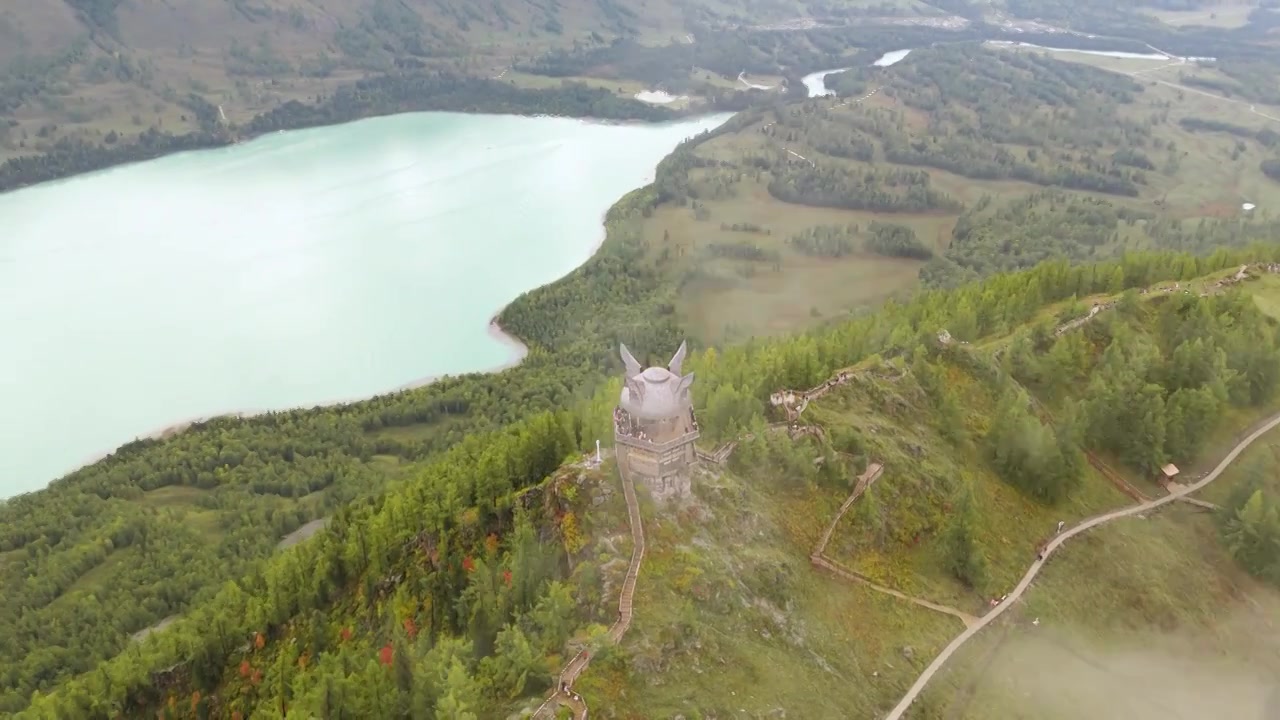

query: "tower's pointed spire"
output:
668 340 688 376
676 371 695 400
620 343 642 377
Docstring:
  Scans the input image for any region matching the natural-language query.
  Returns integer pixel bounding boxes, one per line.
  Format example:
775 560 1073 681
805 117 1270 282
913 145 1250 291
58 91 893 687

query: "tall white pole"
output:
596 439 601 464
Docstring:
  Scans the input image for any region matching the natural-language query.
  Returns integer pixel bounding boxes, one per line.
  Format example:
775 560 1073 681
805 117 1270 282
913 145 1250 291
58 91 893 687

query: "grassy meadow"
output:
637 42 1280 345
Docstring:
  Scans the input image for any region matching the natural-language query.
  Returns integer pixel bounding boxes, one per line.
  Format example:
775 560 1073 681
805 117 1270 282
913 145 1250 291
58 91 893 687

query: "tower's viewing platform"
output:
614 341 700 500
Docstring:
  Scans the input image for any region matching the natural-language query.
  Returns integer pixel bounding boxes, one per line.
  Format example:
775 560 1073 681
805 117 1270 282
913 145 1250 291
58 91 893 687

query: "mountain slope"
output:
0 0 663 152
0 0 837 160
24 250 1280 719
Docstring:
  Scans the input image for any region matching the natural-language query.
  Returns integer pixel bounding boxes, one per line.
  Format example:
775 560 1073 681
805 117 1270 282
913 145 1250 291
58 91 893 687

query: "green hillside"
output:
8 40 1280 710
8 0 1280 190
18 245 1280 718
5 2 1280 716
0 0 927 166
617 42 1280 343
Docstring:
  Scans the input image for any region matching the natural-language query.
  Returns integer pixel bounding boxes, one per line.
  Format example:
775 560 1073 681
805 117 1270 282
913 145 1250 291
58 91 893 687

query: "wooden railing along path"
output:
534 462 646 719
812 462 884 558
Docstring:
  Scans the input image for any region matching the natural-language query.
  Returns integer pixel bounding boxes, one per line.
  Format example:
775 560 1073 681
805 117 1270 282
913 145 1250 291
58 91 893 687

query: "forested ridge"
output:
0 119 748 713
788 46 1153 197
7 0 1279 193
641 44 1280 298
9 139 1280 711
721 274 1280 600
921 191 1280 288
0 73 679 194
7 15 1280 714
30 245 1280 718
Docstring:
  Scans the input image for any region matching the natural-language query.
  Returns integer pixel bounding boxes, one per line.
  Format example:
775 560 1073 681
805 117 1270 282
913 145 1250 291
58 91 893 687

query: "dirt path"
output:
807 461 979 627
812 554 979 627
812 463 883 555
882 410 1280 720
534 460 646 719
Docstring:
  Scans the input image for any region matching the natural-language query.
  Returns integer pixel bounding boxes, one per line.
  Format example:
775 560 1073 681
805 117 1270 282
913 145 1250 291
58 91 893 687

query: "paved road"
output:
883 410 1280 720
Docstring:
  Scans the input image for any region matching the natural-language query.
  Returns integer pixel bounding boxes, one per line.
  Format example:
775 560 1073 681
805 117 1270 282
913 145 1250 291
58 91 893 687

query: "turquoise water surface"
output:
0 111 728 497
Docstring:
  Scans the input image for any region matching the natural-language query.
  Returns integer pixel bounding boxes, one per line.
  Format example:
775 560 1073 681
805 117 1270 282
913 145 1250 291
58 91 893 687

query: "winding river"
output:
0 111 728 498
802 42 1213 98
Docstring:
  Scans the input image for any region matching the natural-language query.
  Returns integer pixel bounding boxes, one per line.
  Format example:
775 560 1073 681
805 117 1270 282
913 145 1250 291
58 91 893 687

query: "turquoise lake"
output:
0 111 729 498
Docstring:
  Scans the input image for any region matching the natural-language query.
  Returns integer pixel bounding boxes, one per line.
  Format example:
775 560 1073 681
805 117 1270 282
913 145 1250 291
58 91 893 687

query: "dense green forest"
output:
790 46 1153 196
20 230 1280 717
767 162 961 213
1179 117 1280 147
7 9 1280 712
739 277 1280 597
784 222 932 259
1218 456 1280 585
0 117 757 712
1006 289 1280 471
920 190 1280 287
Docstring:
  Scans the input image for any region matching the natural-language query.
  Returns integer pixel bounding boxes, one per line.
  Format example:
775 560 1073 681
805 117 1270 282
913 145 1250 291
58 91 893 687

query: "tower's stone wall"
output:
614 341 700 501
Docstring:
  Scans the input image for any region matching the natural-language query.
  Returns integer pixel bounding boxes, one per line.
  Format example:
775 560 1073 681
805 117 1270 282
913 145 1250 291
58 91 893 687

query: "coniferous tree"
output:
940 478 989 590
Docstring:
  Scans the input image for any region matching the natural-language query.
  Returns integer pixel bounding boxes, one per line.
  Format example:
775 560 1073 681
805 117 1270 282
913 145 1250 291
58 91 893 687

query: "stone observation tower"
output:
613 341 700 500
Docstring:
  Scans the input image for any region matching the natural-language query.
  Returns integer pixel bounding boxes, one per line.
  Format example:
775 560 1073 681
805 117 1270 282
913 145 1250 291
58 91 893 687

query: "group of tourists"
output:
613 406 700 441
613 407 646 440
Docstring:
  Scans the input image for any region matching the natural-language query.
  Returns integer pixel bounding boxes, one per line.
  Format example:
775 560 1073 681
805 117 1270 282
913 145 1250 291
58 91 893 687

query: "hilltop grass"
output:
1249 272 1280 321
810 354 1129 612
1199 423 1280 506
911 507 1280 720
565 269 1280 717
573 462 961 718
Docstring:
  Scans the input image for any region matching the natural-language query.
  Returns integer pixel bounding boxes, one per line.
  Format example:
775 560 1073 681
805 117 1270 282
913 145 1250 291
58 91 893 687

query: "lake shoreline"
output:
0 73 685 196
0 111 679 197
8 108 731 499
66 317 532 477
0 22 1192 196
